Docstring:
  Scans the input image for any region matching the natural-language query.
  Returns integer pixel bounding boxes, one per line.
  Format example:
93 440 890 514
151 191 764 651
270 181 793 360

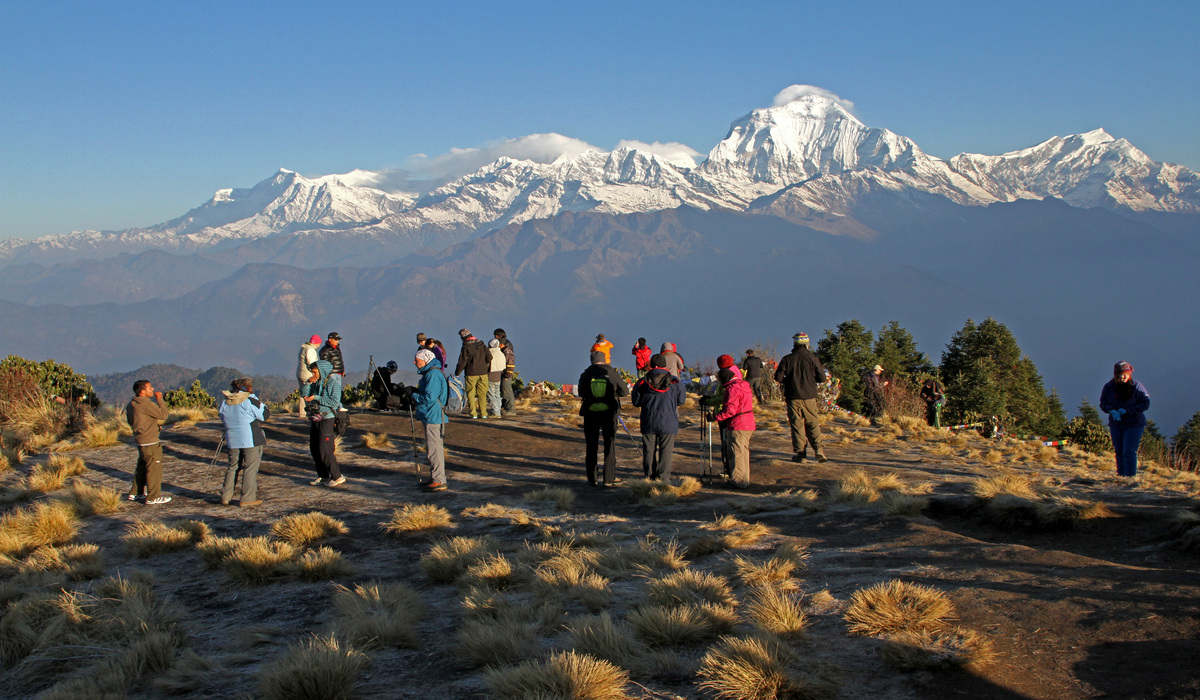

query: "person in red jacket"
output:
712 357 756 488
631 338 652 379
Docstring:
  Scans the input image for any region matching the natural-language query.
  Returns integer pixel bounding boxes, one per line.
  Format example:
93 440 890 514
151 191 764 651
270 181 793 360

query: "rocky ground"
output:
3 396 1199 699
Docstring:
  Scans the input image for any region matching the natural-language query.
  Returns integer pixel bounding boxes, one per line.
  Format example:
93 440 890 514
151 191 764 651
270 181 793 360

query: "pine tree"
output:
816 320 876 413
939 317 1064 435
1077 399 1103 426
1172 412 1200 468
873 321 932 378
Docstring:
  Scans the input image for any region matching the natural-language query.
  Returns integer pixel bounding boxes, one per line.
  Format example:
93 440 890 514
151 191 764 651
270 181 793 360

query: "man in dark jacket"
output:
740 349 766 402
919 377 945 428
454 329 491 419
319 332 345 376
773 332 829 463
579 350 630 487
862 364 887 425
631 354 688 480
495 329 516 415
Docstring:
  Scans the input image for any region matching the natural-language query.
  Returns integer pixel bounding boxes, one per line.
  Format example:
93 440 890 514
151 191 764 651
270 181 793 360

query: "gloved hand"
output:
1117 408 1126 416
1109 410 1122 421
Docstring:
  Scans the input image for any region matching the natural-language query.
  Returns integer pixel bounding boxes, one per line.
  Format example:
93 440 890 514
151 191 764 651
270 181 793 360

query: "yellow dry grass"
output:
271 511 350 546
646 568 737 608
460 502 540 528
461 553 518 590
523 486 576 510
625 476 702 505
222 536 299 585
60 480 125 516
122 519 209 558
687 514 771 557
2 542 104 580
598 536 687 576
627 603 737 647
0 499 78 556
485 651 630 700
25 454 88 492
455 612 543 668
331 580 423 649
165 406 215 426
728 488 824 514
844 579 955 636
745 586 809 638
567 613 644 669
881 626 997 671
358 432 393 449
732 555 801 590
420 535 498 583
697 634 839 700
384 503 454 535
532 550 612 612
259 634 369 700
970 472 1038 500
291 546 355 582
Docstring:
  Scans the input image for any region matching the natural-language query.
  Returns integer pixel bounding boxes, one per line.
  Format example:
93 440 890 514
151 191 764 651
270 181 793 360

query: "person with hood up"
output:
217 377 270 506
591 334 614 364
413 348 450 491
319 332 345 376
487 339 506 418
659 342 685 378
297 334 321 417
631 354 687 481
579 350 630 487
774 332 829 463
631 338 652 379
455 329 491 419
302 359 345 487
712 356 756 489
1099 361 1151 478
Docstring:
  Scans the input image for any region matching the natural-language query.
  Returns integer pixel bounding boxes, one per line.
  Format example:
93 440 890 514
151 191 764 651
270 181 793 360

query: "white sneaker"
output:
127 494 145 501
146 496 172 505
310 477 326 486
327 476 346 487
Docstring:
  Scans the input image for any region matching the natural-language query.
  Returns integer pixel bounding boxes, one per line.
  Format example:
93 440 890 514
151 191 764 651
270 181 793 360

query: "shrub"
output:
259 634 369 700
1063 416 1111 455
162 380 214 410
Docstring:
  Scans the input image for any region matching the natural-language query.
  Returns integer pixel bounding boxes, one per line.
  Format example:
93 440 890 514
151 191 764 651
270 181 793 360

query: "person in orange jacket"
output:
591 333 614 364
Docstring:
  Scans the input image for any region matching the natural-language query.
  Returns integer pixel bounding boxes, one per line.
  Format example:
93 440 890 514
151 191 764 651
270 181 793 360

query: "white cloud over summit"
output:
772 85 855 112
409 133 596 183
615 140 701 168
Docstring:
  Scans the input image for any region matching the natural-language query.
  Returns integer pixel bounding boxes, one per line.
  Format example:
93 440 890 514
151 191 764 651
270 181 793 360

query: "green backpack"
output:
587 376 612 412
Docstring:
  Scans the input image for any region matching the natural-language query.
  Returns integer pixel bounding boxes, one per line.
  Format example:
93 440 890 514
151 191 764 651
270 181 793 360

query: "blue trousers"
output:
1110 424 1145 477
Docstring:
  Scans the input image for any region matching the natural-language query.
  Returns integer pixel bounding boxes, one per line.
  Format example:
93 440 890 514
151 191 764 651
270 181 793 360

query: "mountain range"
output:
1 94 1197 431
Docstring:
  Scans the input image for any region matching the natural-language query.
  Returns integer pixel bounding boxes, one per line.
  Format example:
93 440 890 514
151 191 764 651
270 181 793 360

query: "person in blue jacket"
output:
302 360 345 487
631 354 688 481
413 348 450 492
1099 360 1151 478
217 377 270 506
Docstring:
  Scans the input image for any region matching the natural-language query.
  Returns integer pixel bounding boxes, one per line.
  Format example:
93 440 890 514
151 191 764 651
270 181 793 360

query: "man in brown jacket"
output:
126 379 172 504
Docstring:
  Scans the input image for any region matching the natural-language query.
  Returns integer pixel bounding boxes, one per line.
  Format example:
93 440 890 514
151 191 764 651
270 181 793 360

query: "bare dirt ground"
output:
4 396 1200 699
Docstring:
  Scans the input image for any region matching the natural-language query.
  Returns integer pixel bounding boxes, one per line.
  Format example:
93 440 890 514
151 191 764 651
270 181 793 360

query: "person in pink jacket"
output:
713 357 756 489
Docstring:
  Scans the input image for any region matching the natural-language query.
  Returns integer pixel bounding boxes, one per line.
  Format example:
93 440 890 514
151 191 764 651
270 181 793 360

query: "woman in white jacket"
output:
296 334 321 416
487 339 507 418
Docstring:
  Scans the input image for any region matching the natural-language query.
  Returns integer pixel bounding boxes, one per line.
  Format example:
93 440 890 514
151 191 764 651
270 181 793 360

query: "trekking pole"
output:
617 413 643 456
206 435 225 493
408 413 422 482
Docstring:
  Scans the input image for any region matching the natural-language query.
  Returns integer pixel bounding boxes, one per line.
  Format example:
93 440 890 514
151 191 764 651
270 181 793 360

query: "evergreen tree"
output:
939 317 1064 435
873 321 933 378
1077 398 1103 425
816 320 876 413
1172 412 1200 468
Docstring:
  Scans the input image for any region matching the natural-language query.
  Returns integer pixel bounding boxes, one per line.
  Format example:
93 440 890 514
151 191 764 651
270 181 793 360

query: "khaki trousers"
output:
132 442 164 499
785 398 823 458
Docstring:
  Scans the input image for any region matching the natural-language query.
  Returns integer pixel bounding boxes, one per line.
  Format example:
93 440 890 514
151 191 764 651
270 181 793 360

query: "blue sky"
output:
2 0 1197 239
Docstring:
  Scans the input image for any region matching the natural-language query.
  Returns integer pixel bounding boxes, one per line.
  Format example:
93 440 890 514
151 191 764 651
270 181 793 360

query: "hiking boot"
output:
327 476 347 487
146 496 172 505
790 454 806 463
239 500 262 507
816 454 829 463
422 481 448 492
309 477 326 486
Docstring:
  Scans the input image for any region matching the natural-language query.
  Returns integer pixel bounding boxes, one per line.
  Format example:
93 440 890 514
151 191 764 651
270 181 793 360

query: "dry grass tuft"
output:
1033 496 1113 527
7 542 104 580
485 650 630 700
222 536 299 585
844 580 955 636
331 580 423 649
745 586 808 638
359 432 393 449
25 454 88 492
259 634 369 700
523 486 576 510
881 491 931 518
291 546 355 581
805 589 841 615
462 554 518 590
152 650 222 695
0 499 78 556
461 502 540 528
729 488 824 514
532 551 612 612
420 536 498 584
881 626 997 671
830 469 920 506
687 514 771 557
1035 446 1060 463
627 603 737 647
122 519 209 558
568 613 644 668
646 569 737 608
625 476 702 505
271 511 349 546
383 503 454 535
598 536 687 576
196 536 238 568
984 449 1004 464
60 480 125 516
697 634 839 700
733 555 800 590
971 473 1038 500
455 612 543 668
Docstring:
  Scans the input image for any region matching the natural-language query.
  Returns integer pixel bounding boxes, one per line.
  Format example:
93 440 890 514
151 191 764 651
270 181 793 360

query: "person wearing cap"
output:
487 339 506 417
296 334 322 417
591 334 614 365
712 357 756 489
740 349 766 403
302 360 345 487
320 332 345 376
862 364 888 425
494 329 516 415
416 332 427 352
659 342 685 378
631 354 687 481
579 349 630 487
217 377 270 506
454 329 491 419
1099 361 1151 478
631 338 652 379
413 348 450 491
774 332 829 463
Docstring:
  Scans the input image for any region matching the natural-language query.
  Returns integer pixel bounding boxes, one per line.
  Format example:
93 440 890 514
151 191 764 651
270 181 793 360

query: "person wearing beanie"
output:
592 334 614 365
713 365 756 488
740 348 767 402
773 332 829 463
659 342 685 378
494 329 517 415
412 348 450 491
632 353 688 481
454 329 491 419
296 334 322 417
1099 361 1151 478
370 360 402 411
301 360 345 487
579 349 630 486
487 338 506 417
416 332 427 351
631 338 652 379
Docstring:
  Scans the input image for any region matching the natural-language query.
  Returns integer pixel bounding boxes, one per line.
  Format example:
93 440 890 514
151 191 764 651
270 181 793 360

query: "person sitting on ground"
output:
591 333 614 364
740 348 766 402
631 337 652 379
413 348 450 492
487 339 506 417
713 361 756 489
217 377 270 507
126 380 172 504
370 360 401 410
631 354 687 481
579 350 630 487
302 360 345 487
659 342 685 378
774 332 829 463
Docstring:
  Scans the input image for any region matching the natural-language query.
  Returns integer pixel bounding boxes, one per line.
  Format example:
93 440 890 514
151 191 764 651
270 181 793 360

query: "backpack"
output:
586 375 613 412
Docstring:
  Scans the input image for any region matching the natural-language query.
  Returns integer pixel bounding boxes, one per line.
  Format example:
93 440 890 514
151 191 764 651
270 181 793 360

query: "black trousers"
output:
583 412 617 485
308 417 342 480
